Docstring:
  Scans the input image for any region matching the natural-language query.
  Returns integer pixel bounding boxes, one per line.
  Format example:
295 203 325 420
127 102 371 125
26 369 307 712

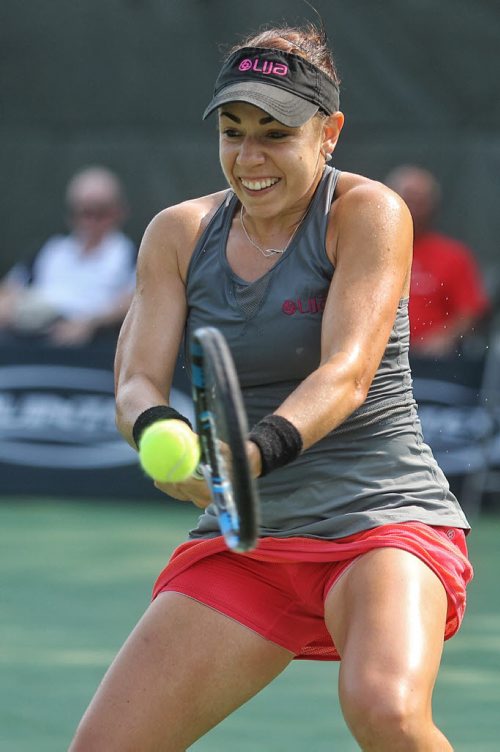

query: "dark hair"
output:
228 23 340 89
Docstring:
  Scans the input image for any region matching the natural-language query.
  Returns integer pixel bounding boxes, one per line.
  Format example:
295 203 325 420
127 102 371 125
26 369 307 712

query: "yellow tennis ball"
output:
138 419 200 483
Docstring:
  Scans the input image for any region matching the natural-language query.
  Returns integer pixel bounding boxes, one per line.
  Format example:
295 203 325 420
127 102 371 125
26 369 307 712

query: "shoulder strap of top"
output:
186 191 233 279
326 167 341 207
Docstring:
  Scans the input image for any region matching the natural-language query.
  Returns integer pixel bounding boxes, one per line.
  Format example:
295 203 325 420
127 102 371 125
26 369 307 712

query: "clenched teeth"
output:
240 177 279 191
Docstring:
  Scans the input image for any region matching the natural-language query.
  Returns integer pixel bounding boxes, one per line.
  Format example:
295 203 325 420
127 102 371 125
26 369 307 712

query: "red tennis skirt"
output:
152 522 473 661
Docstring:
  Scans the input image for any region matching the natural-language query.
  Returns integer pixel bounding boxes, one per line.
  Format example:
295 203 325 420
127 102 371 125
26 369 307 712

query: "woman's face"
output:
218 102 342 219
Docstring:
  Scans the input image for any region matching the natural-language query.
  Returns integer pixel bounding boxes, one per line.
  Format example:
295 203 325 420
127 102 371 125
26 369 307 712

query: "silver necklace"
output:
239 206 303 258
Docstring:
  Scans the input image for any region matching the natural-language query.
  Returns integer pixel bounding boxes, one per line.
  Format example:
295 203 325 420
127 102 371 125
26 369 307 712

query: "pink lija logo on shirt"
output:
282 297 326 315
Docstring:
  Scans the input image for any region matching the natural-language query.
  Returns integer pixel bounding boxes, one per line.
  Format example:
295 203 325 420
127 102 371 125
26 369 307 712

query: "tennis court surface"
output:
1 498 499 751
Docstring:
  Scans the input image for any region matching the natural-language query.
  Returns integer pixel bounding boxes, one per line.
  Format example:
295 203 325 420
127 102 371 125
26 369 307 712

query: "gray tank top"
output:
185 167 469 539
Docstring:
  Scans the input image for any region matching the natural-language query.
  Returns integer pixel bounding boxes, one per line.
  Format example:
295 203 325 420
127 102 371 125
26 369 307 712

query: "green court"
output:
1 498 499 751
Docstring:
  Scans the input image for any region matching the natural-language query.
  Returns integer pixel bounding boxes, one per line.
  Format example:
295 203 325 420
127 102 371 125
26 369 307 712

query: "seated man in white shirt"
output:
0 166 136 346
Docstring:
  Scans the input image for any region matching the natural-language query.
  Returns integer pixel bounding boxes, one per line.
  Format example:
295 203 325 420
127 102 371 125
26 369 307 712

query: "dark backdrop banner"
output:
1 1 499 293
0 337 193 498
1 337 499 507
411 356 497 477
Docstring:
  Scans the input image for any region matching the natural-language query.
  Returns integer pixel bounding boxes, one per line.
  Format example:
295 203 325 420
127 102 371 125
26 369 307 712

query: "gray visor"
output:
203 47 339 128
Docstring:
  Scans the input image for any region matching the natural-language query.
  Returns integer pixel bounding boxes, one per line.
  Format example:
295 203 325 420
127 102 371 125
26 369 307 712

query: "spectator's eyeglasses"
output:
70 204 114 220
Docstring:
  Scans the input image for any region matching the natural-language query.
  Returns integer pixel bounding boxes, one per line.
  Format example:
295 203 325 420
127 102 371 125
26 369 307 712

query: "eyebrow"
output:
219 110 276 125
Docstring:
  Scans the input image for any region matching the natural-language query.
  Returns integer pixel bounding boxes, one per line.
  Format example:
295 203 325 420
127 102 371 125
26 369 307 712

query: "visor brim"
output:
202 81 320 128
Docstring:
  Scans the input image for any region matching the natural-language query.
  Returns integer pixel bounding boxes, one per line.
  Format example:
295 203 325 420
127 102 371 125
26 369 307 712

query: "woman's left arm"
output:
273 180 413 450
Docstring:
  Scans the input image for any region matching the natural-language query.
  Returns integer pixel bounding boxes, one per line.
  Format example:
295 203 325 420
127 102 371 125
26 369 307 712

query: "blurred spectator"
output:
386 165 490 357
0 166 136 346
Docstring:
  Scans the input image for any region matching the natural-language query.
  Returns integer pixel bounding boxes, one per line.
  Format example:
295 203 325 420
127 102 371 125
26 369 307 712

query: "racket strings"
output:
207 370 236 490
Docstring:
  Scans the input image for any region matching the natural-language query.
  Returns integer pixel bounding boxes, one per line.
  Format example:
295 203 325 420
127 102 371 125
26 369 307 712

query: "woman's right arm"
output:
114 205 193 448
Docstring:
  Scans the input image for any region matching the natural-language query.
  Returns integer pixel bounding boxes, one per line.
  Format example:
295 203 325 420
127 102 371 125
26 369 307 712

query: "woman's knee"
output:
339 671 430 748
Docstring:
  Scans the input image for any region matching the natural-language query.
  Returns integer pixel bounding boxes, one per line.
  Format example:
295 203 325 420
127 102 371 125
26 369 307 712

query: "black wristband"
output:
132 405 192 449
249 414 303 477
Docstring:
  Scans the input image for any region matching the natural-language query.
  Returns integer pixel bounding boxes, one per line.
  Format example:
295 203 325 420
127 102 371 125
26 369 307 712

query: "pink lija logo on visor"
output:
238 58 288 76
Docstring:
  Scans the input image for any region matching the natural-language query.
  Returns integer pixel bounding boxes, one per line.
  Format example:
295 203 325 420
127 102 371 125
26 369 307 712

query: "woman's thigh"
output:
70 591 294 752
324 547 448 715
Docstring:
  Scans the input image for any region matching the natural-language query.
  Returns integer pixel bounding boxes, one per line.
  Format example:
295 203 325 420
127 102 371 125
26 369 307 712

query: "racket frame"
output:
190 326 259 552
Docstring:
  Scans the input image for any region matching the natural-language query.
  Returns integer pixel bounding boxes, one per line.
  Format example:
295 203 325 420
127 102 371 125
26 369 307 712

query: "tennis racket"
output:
190 326 259 552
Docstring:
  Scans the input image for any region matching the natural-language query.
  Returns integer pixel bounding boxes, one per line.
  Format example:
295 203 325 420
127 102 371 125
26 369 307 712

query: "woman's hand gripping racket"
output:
190 326 259 552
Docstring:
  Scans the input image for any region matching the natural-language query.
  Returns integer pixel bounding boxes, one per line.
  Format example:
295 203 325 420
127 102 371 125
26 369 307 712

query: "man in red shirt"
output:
386 165 490 356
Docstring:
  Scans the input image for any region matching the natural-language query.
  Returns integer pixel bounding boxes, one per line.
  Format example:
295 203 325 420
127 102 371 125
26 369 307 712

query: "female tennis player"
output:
71 22 473 751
